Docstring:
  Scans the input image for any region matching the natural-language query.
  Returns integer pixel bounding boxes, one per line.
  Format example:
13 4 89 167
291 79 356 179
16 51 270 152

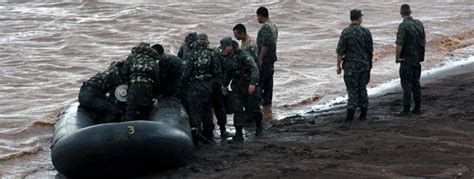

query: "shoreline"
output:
149 56 474 178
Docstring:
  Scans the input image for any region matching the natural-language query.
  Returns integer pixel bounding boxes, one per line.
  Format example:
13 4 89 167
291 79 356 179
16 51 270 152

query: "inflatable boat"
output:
51 97 194 178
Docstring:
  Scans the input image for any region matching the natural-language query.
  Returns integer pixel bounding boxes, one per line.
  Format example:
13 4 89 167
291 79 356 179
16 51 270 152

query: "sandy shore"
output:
145 68 474 178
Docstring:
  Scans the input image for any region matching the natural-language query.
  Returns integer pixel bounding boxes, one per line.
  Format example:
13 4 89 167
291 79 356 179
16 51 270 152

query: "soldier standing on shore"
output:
395 4 426 116
336 9 373 121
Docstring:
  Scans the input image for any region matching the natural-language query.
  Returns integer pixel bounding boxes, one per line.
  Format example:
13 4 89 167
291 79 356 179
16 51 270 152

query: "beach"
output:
149 62 474 178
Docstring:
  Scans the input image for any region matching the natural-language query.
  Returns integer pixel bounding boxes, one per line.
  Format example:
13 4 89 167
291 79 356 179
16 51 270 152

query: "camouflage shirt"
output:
396 16 425 62
182 41 222 84
122 42 161 84
257 20 278 61
223 49 259 93
84 61 124 95
241 37 258 65
336 23 373 71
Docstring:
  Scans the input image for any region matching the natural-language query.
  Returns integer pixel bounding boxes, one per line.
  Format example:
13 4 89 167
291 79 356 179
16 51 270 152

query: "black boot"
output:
230 126 244 143
255 112 263 136
395 105 411 117
358 107 368 120
220 126 230 138
345 109 355 122
411 102 421 115
201 130 215 144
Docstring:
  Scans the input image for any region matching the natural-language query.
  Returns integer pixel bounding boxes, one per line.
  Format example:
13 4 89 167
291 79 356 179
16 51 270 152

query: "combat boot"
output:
345 109 355 122
395 105 411 117
220 126 230 138
411 102 421 115
230 127 244 143
255 113 263 137
201 130 215 144
358 107 368 120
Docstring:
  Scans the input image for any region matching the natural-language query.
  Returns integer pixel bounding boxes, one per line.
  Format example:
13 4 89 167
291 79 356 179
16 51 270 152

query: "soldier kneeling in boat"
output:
78 60 126 124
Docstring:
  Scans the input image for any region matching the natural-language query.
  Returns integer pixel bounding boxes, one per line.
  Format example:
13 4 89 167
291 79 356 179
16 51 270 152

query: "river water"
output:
0 1 473 178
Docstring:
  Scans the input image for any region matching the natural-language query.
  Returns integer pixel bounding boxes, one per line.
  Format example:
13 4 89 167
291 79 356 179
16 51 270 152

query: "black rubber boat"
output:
51 97 193 178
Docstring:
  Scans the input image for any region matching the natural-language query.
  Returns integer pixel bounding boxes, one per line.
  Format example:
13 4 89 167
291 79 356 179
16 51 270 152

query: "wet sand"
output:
148 70 474 178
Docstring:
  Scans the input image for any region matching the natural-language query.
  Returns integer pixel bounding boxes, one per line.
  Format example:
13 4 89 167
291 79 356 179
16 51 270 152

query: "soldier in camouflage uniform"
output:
336 9 373 121
209 47 230 138
233 23 258 66
122 42 161 121
78 60 125 124
220 37 261 142
182 33 222 143
177 32 198 62
256 7 278 106
395 4 426 116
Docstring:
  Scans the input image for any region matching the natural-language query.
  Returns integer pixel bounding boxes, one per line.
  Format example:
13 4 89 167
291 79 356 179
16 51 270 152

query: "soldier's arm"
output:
395 24 406 62
121 54 133 84
211 51 223 86
336 30 347 74
258 25 272 65
368 29 374 69
244 53 259 85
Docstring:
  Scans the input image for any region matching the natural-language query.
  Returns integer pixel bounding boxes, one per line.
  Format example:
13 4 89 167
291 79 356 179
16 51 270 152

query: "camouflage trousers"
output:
260 61 274 105
344 69 370 110
78 85 121 124
212 83 227 129
399 62 422 106
126 82 155 121
185 81 214 133
232 86 262 128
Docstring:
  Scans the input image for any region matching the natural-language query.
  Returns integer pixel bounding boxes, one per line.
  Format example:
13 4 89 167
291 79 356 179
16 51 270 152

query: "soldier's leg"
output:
202 89 216 143
344 70 358 121
357 70 370 120
398 63 413 115
260 62 274 106
211 84 227 134
79 87 120 123
246 86 263 136
231 92 246 142
411 64 422 114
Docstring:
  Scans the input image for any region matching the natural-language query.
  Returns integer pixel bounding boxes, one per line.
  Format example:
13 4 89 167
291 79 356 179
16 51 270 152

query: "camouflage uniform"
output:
257 20 278 105
241 37 259 66
177 32 198 64
222 48 261 131
78 61 125 123
210 48 228 132
336 23 373 111
182 41 222 139
396 16 425 109
122 42 161 121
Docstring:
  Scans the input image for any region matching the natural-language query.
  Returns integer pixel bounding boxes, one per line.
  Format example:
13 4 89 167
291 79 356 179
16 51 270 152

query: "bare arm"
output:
336 54 343 75
258 46 269 66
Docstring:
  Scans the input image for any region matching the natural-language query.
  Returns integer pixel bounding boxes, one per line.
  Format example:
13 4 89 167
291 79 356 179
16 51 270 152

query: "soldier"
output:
256 6 278 106
395 4 426 116
78 60 125 124
122 42 161 121
159 54 183 97
182 33 222 144
336 9 373 121
210 47 230 138
220 37 262 142
233 23 258 65
177 32 198 61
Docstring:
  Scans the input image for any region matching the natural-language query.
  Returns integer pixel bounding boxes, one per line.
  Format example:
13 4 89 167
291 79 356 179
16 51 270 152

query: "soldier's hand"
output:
248 84 256 95
222 87 229 96
396 58 405 63
336 66 342 75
